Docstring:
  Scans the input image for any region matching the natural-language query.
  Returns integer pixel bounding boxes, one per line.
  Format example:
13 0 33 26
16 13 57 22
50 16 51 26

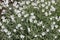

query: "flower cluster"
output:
0 0 60 40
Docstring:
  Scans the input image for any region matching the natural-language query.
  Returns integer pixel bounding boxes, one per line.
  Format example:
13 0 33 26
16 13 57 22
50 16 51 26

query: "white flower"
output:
41 0 44 2
2 19 7 22
17 24 21 27
20 27 24 30
27 27 31 32
50 17 53 20
37 0 40 4
14 9 20 14
37 21 43 26
29 19 33 22
34 35 38 37
5 0 9 4
26 1 30 5
13 1 17 7
45 2 48 5
1 16 5 19
46 29 49 32
31 2 37 6
44 12 48 16
41 4 45 7
15 5 19 8
0 22 2 26
13 29 17 32
58 29 60 32
11 0 13 2
51 0 55 4
7 31 11 35
19 7 23 11
50 5 56 11
45 6 48 9
21 19 24 21
0 6 2 9
31 0 33 1
4 28 8 33
52 21 56 25
24 14 29 18
54 36 57 39
9 7 12 10
1 25 5 29
19 1 25 6
10 15 15 19
18 13 21 17
51 24 54 30
8 35 11 38
20 34 25 38
41 32 46 36
30 13 34 16
34 20 37 23
42 25 45 28
55 25 58 28
48 1 51 6
49 11 52 15
42 9 45 12
30 15 36 19
16 24 21 29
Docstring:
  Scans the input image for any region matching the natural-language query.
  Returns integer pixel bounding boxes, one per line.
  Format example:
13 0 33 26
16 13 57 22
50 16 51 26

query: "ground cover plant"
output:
0 0 60 40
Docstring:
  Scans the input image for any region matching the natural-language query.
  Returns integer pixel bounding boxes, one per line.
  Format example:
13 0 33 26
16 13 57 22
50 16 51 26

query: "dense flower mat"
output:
0 0 60 40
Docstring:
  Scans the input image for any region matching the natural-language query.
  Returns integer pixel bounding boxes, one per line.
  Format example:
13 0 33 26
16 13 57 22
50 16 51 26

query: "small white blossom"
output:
51 0 55 4
27 27 31 32
24 14 29 18
0 6 2 9
52 21 56 25
41 32 46 36
42 9 45 12
29 19 33 22
30 13 34 16
1 25 5 29
1 16 5 19
18 13 21 17
20 34 25 38
34 20 37 23
0 22 2 26
50 17 53 20
34 35 38 37
48 1 51 6
49 11 52 15
2 19 7 22
54 36 57 39
17 24 21 27
7 31 11 35
45 6 48 9
45 2 48 5
9 7 12 10
31 2 37 6
20 27 24 30
41 0 44 2
42 25 45 28
50 5 56 11
13 29 17 32
46 29 49 32
44 12 48 16
37 21 43 26
4 28 8 33
58 29 60 32
55 25 58 28
41 4 45 7
8 35 11 38
26 1 30 5
30 15 36 19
